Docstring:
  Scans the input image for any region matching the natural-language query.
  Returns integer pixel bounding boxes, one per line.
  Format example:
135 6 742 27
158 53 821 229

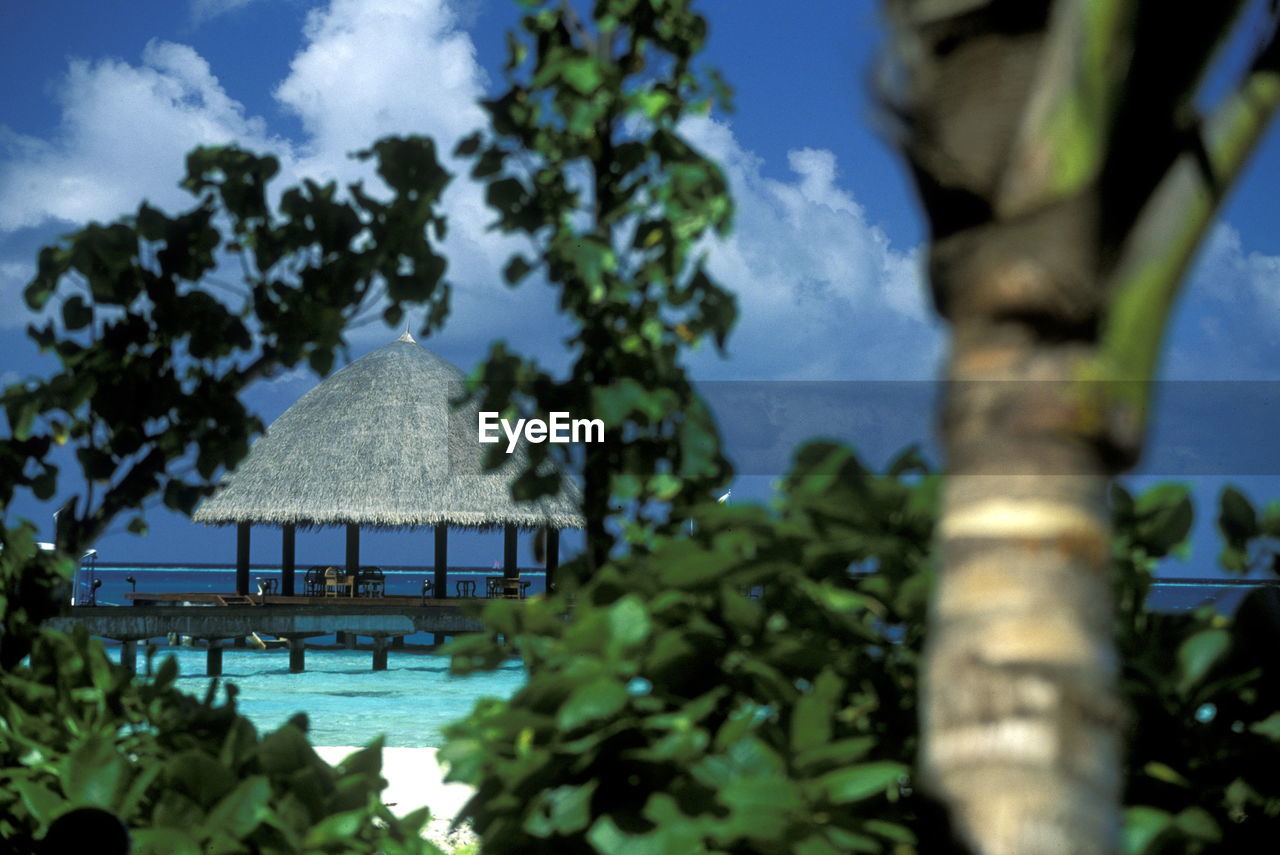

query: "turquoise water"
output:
109 643 524 748
85 565 1280 749
82 565 528 748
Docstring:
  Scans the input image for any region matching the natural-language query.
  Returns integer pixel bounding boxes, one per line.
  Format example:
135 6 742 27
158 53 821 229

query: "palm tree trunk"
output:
878 2 1133 849
881 0 1280 851
922 330 1125 855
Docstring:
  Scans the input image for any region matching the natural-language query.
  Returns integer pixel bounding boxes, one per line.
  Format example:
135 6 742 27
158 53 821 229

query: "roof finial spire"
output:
397 326 416 344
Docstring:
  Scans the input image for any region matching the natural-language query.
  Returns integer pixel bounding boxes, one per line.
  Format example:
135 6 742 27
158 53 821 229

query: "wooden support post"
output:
546 528 560 593
434 524 448 599
289 637 306 673
372 636 388 671
236 522 251 595
207 640 223 677
120 640 137 676
343 632 356 650
282 524 296 596
345 524 360 572
504 525 518 579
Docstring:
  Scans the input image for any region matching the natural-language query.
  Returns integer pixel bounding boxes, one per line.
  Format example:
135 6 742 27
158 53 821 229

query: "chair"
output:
456 579 476 598
256 577 279 597
357 566 385 598
324 567 353 598
304 566 327 597
520 580 532 599
485 577 501 598
421 579 434 604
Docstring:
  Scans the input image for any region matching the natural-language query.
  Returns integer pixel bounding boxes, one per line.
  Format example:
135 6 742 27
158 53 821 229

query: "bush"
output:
445 450 1280 855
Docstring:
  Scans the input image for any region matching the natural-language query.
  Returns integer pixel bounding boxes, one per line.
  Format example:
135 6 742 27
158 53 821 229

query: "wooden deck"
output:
52 597 499 675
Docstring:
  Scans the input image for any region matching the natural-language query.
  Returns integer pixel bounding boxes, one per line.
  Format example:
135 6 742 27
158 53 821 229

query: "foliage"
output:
1113 482 1280 853
448 437 1280 854
0 620 432 854
1 139 451 849
456 0 737 572
445 443 943 854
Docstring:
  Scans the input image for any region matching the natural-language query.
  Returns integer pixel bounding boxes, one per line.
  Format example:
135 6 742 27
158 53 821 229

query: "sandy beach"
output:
315 745 476 849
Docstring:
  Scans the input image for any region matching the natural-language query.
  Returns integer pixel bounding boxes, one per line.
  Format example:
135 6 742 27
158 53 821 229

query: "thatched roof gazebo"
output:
194 332 584 597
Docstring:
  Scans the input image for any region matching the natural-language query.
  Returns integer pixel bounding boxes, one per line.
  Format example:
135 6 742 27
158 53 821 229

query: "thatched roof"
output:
193 333 584 530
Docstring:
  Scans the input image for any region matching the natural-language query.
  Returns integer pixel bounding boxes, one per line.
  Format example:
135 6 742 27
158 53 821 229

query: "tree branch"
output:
1088 56 1280 432
996 0 1135 216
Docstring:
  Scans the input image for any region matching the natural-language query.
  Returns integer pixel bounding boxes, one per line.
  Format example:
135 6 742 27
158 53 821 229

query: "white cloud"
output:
0 0 943 384
1162 223 1280 380
680 117 942 380
267 0 541 358
276 0 488 175
191 0 259 24
0 259 45 330
0 0 534 359
0 41 285 231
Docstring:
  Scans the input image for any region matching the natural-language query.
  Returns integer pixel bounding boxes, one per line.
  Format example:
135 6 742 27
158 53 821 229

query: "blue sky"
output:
2 0 1279 575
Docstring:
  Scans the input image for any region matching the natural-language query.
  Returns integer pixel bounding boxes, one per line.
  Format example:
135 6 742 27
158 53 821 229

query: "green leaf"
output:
1218 486 1258 546
1123 807 1172 855
165 750 236 809
62 295 93 331
1219 544 1250 574
558 678 627 730
202 776 269 840
607 595 651 648
557 56 603 95
503 255 535 285
131 829 202 855
330 737 383 779
1134 483 1193 556
62 737 127 808
1174 806 1221 842
303 808 366 847
12 779 66 825
1142 762 1188 787
790 669 841 753
718 776 802 839
811 762 906 804
1249 712 1280 741
794 737 875 773
864 819 916 845
533 781 598 836
1261 501 1280 538
1176 628 1231 692
455 132 482 156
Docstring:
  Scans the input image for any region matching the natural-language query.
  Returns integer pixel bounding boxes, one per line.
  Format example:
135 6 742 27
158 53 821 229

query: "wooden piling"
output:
207 640 223 677
289 637 305 673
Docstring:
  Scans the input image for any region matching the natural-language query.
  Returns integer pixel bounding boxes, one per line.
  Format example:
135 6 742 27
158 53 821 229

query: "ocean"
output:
81 565 1280 749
